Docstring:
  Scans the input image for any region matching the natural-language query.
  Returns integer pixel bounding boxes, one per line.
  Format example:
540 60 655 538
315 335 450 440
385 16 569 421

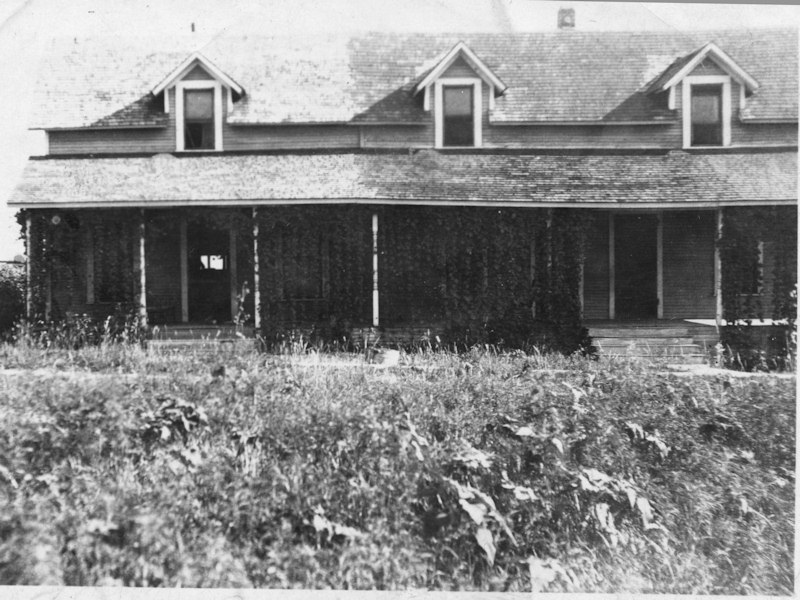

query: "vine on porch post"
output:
719 205 797 369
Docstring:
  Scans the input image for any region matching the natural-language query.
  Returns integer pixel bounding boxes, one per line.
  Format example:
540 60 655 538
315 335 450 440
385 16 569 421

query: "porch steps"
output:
589 322 716 364
147 324 257 353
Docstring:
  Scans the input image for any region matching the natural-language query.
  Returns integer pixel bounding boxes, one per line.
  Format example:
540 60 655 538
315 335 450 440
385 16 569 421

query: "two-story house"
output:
8 25 798 352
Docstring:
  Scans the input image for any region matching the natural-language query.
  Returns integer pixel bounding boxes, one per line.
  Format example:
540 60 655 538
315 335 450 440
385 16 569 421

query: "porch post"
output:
229 225 238 321
579 255 584 318
180 217 188 323
608 213 615 319
25 212 32 320
714 208 723 329
45 217 51 320
252 207 261 331
372 212 379 327
529 227 536 318
656 212 664 319
138 209 147 328
85 226 94 305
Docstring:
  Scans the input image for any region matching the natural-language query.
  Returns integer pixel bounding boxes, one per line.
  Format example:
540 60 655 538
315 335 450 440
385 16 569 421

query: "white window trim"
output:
682 75 731 149
434 78 483 149
175 80 224 152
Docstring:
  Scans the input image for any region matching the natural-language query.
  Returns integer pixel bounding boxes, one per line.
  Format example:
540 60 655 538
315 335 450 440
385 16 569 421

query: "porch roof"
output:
9 150 797 209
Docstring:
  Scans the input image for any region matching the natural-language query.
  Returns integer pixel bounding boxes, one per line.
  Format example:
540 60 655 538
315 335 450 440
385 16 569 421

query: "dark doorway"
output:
188 224 230 323
615 214 658 319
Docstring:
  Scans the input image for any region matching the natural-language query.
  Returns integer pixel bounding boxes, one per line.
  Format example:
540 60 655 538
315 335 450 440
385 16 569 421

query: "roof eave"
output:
413 41 507 96
656 42 760 94
151 51 244 96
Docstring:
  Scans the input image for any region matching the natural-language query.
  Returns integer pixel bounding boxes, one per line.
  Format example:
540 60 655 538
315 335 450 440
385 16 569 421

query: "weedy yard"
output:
0 344 795 593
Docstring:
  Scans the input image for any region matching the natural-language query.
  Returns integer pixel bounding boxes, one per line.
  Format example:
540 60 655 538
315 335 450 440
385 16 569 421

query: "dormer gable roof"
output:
151 51 244 96
646 42 759 95
414 41 507 97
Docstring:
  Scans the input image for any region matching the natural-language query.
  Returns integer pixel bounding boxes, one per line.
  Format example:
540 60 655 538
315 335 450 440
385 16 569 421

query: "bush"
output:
0 263 25 338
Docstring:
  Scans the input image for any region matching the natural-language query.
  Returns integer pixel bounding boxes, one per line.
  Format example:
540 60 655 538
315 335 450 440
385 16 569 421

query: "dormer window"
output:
435 79 482 148
690 84 723 146
150 52 244 153
443 85 475 146
176 82 223 151
413 42 506 150
184 89 215 150
682 76 731 148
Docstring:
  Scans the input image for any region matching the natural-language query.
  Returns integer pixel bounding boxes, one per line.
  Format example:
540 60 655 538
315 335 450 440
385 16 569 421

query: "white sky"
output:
0 0 797 260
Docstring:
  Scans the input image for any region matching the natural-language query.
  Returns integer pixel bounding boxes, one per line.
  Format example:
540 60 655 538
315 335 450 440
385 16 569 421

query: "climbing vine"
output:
18 205 592 353
719 206 797 369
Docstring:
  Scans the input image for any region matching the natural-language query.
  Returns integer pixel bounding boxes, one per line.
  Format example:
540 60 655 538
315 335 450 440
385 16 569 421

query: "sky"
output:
0 0 797 260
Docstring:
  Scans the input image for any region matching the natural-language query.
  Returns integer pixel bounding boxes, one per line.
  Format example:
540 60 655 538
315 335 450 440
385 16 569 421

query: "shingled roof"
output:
29 28 797 129
10 150 796 208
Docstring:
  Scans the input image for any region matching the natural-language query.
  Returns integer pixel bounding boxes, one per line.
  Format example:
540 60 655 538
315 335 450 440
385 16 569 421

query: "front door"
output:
188 224 230 323
615 214 658 319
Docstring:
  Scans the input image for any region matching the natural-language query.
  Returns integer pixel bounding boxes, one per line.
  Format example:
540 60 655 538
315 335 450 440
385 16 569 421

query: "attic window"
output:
443 86 474 146
184 89 215 150
690 85 722 146
435 79 482 148
175 81 223 152
682 75 731 148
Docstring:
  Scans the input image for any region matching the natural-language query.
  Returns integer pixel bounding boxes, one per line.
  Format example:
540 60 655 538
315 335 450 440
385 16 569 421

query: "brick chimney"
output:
558 7 575 29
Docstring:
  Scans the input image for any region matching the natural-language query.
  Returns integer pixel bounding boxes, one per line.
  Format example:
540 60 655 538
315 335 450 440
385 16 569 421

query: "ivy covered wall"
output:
720 206 797 323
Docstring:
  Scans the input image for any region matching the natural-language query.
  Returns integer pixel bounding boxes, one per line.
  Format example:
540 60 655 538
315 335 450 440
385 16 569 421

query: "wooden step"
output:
147 338 258 353
150 325 255 341
593 337 697 346
589 327 691 338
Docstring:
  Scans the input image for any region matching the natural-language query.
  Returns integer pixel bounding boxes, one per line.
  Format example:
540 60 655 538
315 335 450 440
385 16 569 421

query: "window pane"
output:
443 86 472 116
691 88 721 124
443 86 474 147
185 89 214 119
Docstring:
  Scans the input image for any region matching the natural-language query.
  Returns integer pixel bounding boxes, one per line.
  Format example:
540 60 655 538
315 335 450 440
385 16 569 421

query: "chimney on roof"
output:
191 22 195 33
558 8 575 29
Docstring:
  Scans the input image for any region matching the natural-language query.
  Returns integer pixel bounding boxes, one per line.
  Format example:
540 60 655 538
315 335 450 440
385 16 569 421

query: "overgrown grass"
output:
0 347 794 592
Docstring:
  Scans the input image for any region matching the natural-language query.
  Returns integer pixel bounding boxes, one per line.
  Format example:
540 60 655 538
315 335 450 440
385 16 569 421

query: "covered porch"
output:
21 202 796 353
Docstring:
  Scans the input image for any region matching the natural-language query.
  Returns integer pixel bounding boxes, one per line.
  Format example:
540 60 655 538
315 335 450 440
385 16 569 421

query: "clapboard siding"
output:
736 122 798 146
662 210 716 318
583 213 610 319
223 125 360 150
49 127 175 154
489 124 682 148
361 124 433 147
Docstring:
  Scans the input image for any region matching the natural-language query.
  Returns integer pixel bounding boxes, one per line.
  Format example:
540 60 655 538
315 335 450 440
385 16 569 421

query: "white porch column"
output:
229 225 238 321
714 208 723 329
25 213 32 320
253 208 261 330
656 212 664 319
372 212 379 327
179 217 188 322
138 209 147 328
608 213 615 319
